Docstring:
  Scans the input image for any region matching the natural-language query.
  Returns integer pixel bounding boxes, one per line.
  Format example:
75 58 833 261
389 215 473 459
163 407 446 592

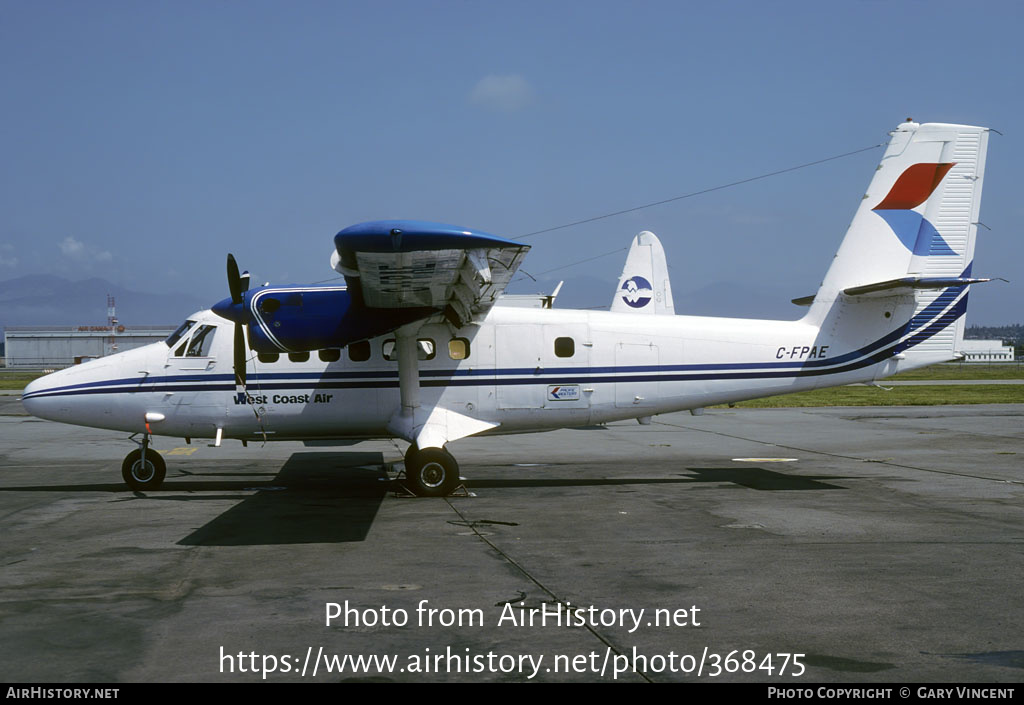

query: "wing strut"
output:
385 323 498 452
395 324 422 418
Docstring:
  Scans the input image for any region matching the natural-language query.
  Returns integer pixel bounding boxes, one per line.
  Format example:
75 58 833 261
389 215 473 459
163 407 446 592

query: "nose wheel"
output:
121 448 166 491
403 445 460 497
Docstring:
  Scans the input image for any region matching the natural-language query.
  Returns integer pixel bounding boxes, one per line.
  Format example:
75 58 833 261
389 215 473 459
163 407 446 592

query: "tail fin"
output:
806 121 990 370
610 230 675 314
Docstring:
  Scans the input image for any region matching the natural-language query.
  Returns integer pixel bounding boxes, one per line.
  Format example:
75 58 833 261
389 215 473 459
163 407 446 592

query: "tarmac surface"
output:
1 394 1021 683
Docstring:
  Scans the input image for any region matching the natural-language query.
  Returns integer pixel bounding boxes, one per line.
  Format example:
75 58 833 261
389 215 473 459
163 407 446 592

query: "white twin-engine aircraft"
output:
23 121 993 496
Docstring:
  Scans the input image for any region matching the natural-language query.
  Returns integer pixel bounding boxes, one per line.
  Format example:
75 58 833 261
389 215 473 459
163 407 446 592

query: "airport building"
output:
3 325 174 368
961 339 1015 362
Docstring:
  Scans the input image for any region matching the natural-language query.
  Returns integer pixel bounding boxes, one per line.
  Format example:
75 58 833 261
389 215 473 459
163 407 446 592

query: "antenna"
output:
107 294 118 355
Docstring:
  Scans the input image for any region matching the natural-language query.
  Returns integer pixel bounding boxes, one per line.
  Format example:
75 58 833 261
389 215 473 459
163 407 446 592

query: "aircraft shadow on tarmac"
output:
0 451 390 546
0 455 851 546
172 462 849 546
176 451 388 546
471 466 850 491
681 467 849 491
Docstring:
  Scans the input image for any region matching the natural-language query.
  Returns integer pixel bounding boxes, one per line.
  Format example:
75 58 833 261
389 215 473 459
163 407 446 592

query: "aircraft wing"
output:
331 220 530 327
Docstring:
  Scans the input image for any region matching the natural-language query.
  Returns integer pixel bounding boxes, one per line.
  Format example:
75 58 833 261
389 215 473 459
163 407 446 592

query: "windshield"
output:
185 325 217 357
165 319 196 348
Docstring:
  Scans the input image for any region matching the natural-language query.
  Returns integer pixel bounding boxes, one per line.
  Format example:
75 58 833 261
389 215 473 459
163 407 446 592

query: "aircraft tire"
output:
405 447 459 497
404 443 421 469
121 448 166 491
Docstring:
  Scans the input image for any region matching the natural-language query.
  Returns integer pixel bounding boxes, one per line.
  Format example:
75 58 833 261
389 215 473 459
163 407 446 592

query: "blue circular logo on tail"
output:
620 276 653 308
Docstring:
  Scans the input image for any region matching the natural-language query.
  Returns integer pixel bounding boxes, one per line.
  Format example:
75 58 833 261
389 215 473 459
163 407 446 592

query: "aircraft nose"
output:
21 371 58 420
21 363 100 421
22 376 40 404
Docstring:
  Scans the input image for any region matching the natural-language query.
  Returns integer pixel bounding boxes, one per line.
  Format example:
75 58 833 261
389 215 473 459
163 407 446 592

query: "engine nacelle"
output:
244 285 436 353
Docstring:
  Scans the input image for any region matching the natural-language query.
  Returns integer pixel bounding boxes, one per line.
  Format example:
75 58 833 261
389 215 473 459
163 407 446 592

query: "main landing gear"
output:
391 325 464 497
402 444 460 497
121 434 166 491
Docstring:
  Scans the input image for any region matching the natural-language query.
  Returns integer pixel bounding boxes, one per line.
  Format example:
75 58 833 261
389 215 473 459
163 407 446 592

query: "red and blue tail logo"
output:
872 163 957 256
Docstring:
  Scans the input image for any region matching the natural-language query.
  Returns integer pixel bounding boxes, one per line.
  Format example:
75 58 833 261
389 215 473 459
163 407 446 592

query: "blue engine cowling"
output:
214 285 437 353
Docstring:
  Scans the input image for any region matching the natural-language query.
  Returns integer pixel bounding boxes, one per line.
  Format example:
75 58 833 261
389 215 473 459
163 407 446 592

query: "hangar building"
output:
961 339 1015 362
4 325 174 368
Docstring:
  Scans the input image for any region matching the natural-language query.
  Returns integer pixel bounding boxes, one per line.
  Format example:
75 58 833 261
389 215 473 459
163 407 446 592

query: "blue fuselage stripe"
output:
24 288 968 402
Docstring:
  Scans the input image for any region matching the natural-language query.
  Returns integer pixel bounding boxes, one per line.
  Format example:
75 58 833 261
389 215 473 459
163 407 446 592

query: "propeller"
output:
214 254 266 442
225 254 250 387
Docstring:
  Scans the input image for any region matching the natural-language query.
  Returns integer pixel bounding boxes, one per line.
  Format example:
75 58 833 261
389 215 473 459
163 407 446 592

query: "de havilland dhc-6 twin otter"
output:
23 121 995 496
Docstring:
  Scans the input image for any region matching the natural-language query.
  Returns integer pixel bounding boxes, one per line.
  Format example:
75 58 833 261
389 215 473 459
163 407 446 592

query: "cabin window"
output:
448 338 470 360
319 349 341 362
418 339 436 360
185 325 217 357
288 351 310 363
348 341 370 362
257 352 279 363
382 338 436 361
554 336 575 358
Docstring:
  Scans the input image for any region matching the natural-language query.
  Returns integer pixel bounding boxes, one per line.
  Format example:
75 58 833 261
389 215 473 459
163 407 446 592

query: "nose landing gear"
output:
122 434 166 491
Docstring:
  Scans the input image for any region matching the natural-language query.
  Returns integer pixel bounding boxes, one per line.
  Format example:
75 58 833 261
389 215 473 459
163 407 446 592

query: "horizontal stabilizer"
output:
794 276 990 305
843 276 991 297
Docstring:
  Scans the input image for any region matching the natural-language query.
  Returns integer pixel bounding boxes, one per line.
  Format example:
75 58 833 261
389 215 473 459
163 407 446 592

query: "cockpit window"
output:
183 325 217 357
165 319 196 348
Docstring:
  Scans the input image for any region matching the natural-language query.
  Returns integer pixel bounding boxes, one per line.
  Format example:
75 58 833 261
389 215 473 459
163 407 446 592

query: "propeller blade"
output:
227 253 250 388
234 321 246 387
227 254 242 304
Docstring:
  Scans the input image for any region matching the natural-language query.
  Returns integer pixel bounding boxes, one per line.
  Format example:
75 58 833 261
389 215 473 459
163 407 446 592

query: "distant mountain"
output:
0 275 210 329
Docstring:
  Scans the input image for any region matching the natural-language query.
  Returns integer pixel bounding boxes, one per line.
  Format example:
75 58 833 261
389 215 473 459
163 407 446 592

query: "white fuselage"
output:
21 301 922 443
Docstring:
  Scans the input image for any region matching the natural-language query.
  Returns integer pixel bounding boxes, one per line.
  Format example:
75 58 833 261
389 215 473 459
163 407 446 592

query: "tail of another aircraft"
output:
803 120 991 372
610 230 675 314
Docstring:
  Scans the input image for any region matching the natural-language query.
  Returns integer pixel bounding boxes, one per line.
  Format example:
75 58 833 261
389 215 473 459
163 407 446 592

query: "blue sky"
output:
2 0 1021 324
